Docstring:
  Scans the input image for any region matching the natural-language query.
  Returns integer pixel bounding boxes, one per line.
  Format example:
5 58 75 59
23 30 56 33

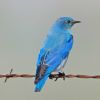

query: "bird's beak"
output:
72 20 81 24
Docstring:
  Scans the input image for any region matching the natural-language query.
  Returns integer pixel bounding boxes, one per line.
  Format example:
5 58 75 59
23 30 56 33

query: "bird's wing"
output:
34 34 73 84
34 48 62 84
34 49 50 84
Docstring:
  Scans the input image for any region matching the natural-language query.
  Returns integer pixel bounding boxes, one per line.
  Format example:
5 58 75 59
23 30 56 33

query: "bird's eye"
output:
67 20 71 23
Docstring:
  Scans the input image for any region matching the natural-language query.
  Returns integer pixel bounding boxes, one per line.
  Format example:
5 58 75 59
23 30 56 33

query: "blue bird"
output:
34 17 80 92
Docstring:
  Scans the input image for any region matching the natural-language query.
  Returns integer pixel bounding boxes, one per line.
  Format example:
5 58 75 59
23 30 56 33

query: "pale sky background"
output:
0 0 100 100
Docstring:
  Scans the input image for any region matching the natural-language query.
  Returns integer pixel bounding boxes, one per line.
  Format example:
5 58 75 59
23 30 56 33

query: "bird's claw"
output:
59 72 66 80
49 72 66 81
54 72 66 81
55 77 59 81
49 74 59 81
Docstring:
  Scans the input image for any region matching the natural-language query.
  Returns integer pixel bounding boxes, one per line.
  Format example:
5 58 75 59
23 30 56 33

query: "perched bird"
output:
34 17 80 92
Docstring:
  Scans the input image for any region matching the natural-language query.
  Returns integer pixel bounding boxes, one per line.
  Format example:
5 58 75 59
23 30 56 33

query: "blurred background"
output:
0 0 100 100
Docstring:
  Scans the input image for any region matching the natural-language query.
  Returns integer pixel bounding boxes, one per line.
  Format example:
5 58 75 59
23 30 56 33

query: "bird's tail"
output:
34 74 49 92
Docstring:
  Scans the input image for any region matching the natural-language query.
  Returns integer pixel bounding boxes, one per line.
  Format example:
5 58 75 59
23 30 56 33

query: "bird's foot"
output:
58 72 66 80
49 74 54 79
49 74 59 81
49 72 66 81
54 72 66 81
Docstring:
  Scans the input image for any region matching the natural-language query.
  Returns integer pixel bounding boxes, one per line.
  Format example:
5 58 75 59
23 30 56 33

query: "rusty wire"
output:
0 73 100 79
0 68 100 82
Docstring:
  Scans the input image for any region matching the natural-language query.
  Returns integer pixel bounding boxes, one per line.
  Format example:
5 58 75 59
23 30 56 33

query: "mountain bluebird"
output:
34 17 80 92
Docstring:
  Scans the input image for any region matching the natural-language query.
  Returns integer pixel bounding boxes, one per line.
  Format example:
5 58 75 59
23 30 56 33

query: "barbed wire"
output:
0 68 100 82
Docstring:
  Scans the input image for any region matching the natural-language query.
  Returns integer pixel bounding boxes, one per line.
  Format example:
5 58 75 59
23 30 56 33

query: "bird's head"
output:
54 17 80 30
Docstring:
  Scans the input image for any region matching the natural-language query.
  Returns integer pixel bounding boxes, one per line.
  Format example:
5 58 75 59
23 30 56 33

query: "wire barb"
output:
4 68 13 83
